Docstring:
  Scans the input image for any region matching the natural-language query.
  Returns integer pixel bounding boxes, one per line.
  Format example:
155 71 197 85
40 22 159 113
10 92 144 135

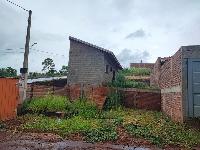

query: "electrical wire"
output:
5 0 29 12
0 48 67 58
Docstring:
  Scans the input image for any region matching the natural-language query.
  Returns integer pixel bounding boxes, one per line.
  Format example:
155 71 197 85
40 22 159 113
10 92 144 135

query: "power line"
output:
0 48 67 58
5 0 29 12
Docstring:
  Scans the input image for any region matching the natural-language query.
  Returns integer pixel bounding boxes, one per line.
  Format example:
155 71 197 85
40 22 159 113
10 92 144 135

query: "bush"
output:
103 91 122 110
22 96 98 119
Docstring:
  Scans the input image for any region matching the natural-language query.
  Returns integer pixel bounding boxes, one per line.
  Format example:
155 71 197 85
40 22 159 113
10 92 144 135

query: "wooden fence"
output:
0 78 19 121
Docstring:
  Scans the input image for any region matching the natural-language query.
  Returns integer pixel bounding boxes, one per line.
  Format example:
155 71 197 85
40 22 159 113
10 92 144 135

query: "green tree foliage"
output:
0 67 17 77
59 65 68 75
28 58 68 79
42 58 56 75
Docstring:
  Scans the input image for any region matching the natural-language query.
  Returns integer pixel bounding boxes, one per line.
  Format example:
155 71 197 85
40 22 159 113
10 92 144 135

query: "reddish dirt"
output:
1 119 200 150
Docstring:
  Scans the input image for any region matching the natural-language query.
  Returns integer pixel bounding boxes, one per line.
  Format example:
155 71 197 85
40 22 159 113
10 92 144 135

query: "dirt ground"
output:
0 119 199 150
0 130 161 150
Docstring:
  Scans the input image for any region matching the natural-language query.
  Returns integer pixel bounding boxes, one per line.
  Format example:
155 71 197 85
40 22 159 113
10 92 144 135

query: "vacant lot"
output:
1 95 200 149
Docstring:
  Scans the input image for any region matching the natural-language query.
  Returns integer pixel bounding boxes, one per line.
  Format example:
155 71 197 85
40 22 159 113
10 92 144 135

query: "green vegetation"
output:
22 96 99 118
103 91 122 110
121 67 151 76
123 109 200 148
20 97 200 148
22 95 68 114
109 71 149 89
0 67 17 77
0 122 5 129
28 58 68 79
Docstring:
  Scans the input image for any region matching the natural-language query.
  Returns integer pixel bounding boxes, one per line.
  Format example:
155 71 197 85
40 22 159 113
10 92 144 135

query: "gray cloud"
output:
0 0 200 72
117 49 150 67
125 29 146 39
112 0 134 14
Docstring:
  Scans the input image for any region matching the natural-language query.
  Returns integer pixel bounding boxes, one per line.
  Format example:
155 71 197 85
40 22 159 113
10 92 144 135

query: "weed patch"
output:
19 98 200 148
22 95 69 114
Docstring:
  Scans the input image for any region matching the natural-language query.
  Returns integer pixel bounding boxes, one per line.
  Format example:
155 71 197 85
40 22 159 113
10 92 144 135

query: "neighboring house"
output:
130 62 154 71
68 36 122 85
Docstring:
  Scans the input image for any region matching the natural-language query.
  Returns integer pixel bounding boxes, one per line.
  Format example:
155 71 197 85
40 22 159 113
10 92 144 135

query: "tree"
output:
42 58 56 75
59 65 68 75
0 67 17 77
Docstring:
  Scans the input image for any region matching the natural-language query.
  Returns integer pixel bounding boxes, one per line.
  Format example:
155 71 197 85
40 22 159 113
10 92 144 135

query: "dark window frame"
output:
105 65 109 73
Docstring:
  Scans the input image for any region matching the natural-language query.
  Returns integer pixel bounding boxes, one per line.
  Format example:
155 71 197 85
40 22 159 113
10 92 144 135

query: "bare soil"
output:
0 119 199 150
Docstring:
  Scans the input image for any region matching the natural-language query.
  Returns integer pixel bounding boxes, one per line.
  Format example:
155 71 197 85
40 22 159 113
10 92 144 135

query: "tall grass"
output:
121 67 151 76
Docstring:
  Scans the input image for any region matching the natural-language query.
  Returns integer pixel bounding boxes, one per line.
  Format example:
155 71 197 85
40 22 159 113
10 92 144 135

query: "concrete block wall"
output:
68 40 105 85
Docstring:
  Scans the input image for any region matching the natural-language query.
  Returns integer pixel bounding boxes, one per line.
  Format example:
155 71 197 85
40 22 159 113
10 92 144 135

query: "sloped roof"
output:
69 36 123 69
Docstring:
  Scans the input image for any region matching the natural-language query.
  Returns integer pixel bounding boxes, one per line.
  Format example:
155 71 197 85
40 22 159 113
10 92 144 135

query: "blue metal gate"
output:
188 59 200 117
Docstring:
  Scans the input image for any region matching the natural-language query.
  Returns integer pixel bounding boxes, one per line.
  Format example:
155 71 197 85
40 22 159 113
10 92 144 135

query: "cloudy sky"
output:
0 0 200 73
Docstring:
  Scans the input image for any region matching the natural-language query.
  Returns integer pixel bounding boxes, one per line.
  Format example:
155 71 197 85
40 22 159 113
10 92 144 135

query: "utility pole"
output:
19 10 32 103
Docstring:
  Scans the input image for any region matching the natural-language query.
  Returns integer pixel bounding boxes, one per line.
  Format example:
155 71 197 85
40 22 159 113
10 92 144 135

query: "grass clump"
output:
22 114 97 136
22 95 69 114
71 99 99 119
22 96 99 119
103 91 122 110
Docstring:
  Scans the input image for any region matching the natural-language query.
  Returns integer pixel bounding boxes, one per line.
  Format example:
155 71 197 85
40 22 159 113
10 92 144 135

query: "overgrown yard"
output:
2 95 200 149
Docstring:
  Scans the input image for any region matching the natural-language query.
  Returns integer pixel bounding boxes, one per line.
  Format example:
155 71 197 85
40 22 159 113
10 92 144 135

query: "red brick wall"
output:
120 88 161 111
66 85 109 108
150 57 161 87
26 79 67 99
150 50 183 122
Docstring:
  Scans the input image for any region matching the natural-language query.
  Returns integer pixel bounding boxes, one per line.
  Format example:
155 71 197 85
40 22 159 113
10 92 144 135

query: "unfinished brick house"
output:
151 45 200 122
68 36 122 86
